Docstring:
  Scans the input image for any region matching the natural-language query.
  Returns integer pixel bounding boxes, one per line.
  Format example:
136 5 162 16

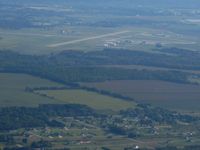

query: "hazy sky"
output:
1 0 200 8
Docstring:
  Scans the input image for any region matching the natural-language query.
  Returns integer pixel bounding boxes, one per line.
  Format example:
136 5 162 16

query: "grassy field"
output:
36 89 136 111
81 80 200 112
0 73 135 111
0 73 64 107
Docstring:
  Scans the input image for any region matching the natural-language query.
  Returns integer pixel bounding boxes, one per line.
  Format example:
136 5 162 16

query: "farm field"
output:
0 73 64 107
81 80 200 112
36 89 136 111
0 73 136 111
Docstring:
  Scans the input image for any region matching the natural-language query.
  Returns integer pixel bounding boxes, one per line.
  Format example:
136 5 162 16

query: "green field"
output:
0 73 135 111
81 80 200 112
0 73 64 107
1 73 198 111
37 89 136 111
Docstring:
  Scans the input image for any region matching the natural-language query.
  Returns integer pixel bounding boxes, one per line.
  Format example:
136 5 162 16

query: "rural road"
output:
48 30 130 47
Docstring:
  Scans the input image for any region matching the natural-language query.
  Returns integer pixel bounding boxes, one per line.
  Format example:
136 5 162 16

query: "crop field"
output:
0 73 64 107
36 89 136 111
81 80 200 112
0 73 135 111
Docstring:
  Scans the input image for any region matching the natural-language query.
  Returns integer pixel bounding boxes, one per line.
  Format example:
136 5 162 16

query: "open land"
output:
0 73 135 111
0 73 64 107
81 80 200 112
36 89 135 111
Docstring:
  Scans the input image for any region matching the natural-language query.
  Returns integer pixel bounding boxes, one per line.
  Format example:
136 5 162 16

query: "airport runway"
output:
48 30 130 47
